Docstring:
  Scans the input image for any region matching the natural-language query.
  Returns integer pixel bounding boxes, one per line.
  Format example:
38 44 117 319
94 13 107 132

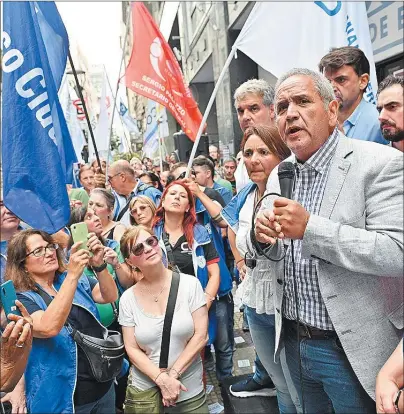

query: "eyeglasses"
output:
176 170 195 180
25 243 59 259
107 173 121 183
131 236 159 257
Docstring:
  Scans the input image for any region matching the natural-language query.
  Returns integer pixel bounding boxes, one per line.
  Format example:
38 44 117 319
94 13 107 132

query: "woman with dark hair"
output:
139 171 164 192
221 125 298 412
6 229 118 413
119 226 209 413
186 125 297 411
88 188 126 242
152 181 220 345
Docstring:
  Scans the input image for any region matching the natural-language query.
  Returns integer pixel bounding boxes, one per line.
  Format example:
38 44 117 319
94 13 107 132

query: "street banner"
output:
235 1 378 103
89 70 110 160
119 101 140 135
59 76 86 163
124 2 204 141
2 1 76 233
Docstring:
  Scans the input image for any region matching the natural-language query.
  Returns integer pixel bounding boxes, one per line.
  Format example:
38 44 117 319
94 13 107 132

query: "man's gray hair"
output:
275 68 335 112
234 79 275 108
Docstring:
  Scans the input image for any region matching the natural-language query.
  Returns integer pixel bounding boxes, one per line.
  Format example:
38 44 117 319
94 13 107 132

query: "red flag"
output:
124 2 204 142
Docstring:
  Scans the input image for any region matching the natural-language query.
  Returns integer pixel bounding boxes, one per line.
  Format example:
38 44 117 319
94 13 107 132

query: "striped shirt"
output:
283 129 339 330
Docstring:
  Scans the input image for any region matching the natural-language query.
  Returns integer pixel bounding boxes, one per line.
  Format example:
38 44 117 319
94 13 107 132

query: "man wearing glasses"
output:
108 160 162 227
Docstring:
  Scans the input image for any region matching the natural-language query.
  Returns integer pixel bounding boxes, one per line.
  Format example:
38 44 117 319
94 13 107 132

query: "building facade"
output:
121 1 403 159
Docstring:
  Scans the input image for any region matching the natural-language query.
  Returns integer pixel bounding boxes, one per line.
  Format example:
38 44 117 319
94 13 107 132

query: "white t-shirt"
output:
119 273 206 402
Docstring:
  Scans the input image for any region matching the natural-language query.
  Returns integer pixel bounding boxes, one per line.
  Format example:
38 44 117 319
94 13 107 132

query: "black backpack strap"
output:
159 271 180 369
115 193 135 222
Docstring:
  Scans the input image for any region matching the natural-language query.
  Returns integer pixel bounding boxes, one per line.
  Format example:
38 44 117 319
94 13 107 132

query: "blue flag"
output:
2 1 76 233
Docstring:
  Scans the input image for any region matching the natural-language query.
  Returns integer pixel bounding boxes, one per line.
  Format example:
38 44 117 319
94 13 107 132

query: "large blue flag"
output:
2 1 76 233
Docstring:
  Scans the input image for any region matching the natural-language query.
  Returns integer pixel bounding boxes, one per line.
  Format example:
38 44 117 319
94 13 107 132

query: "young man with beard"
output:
377 75 404 152
319 46 388 145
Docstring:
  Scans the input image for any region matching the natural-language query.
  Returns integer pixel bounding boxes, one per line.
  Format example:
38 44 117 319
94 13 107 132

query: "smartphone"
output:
1 280 22 321
71 222 90 253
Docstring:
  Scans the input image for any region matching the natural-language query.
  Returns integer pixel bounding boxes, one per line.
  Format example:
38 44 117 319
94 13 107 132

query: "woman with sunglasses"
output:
119 226 209 413
88 188 126 243
129 195 157 229
5 229 118 413
152 181 220 346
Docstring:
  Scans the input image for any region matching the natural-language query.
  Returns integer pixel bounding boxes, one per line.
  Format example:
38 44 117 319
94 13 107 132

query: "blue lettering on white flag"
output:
314 2 342 16
1 1 75 233
345 15 376 104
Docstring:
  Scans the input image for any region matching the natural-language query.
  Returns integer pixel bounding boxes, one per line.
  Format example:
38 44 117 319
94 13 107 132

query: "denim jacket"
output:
19 272 101 413
221 181 257 232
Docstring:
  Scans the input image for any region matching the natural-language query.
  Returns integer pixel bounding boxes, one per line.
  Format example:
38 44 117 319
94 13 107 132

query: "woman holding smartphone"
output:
5 229 118 413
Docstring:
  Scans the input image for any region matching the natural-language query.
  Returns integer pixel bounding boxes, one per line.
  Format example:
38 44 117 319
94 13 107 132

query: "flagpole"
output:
68 51 102 171
105 3 131 184
104 66 132 157
158 126 163 171
185 45 238 178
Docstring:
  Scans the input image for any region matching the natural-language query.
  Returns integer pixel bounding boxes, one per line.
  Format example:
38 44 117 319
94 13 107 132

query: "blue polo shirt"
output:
343 98 388 145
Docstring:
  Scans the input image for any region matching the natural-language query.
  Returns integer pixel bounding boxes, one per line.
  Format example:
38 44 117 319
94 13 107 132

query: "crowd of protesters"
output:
1 46 403 414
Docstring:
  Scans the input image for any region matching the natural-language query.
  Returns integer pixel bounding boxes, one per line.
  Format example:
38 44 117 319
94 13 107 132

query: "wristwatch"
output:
91 261 108 273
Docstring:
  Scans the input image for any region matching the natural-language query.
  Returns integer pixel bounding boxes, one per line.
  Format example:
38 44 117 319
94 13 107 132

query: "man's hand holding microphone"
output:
254 161 310 245
255 199 310 244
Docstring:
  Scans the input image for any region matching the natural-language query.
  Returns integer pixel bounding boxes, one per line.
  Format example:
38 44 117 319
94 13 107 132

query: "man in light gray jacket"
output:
252 68 403 413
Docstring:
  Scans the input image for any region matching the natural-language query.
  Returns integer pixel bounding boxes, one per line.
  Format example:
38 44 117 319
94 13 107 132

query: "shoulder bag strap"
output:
159 271 180 369
35 286 75 333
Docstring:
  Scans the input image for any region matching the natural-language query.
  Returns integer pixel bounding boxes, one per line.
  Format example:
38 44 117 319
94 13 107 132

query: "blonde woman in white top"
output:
119 226 209 413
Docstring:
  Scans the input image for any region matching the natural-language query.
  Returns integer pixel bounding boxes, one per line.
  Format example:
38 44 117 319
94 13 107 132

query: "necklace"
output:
142 282 167 302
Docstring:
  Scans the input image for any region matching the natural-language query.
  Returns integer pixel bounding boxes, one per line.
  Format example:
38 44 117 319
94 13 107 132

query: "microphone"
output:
278 162 295 200
277 162 296 247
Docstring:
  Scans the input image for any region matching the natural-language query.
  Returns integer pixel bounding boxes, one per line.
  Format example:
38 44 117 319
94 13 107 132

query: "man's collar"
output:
295 128 340 173
344 97 367 127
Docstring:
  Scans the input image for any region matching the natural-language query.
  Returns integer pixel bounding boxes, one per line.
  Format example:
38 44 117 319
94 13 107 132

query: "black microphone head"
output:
278 162 295 179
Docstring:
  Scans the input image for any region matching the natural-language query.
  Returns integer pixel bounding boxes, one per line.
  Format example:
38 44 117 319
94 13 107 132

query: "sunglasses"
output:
176 170 196 180
131 236 159 257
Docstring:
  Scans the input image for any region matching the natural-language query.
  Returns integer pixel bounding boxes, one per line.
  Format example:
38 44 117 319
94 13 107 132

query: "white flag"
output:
90 71 110 159
236 2 377 103
59 76 85 163
143 100 167 157
119 101 140 135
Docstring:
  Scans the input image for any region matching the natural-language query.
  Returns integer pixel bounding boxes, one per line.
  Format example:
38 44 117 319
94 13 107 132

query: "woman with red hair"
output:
153 181 220 344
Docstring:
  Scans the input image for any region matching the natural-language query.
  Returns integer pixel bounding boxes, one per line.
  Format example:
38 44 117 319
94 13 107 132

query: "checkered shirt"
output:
283 129 339 330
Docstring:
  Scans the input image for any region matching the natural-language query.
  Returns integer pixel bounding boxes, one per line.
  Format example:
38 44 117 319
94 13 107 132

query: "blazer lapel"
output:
320 136 353 219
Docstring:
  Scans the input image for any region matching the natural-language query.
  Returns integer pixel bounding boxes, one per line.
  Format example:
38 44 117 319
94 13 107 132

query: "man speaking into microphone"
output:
250 68 403 413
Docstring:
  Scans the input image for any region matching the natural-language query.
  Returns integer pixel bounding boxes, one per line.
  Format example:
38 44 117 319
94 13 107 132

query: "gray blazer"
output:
251 134 403 399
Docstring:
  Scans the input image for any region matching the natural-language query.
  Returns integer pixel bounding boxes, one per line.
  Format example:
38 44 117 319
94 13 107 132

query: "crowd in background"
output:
1 46 403 414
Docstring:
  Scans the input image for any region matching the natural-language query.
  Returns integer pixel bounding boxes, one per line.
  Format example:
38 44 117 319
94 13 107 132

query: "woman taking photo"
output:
119 226 209 413
6 229 118 413
89 188 126 242
129 195 157 229
69 207 137 327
